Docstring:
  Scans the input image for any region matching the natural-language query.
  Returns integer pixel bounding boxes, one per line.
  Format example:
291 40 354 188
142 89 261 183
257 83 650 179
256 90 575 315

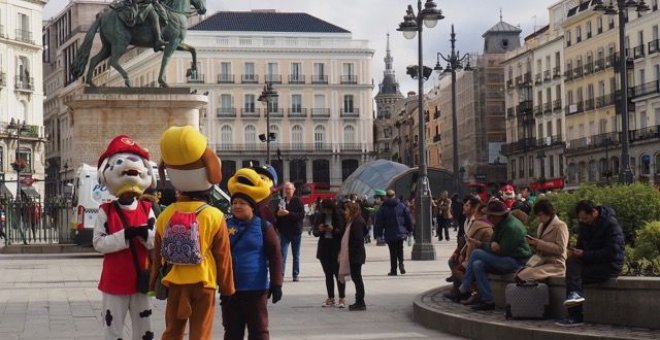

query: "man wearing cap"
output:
374 189 413 276
458 199 532 310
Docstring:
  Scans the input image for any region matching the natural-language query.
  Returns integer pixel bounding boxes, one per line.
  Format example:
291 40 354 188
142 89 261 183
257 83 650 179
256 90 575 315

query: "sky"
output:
44 0 559 94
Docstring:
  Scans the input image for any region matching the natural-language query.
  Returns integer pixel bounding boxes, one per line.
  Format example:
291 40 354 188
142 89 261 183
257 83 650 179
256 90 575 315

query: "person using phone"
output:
516 200 569 282
312 199 346 308
556 200 624 327
274 182 306 282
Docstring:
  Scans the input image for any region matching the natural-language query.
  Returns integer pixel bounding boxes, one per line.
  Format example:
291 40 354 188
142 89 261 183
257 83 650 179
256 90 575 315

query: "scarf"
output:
337 220 352 284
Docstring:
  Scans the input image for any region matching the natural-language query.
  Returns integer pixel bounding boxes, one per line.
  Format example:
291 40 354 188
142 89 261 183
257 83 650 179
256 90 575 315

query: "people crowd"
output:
91 127 626 340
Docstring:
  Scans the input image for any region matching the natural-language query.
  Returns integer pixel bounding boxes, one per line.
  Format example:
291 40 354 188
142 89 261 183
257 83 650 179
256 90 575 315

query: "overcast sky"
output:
44 0 559 94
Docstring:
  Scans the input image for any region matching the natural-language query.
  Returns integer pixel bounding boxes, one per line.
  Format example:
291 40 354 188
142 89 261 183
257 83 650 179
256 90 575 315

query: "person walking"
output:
338 201 367 311
374 190 413 276
274 182 305 282
436 191 452 241
313 199 346 308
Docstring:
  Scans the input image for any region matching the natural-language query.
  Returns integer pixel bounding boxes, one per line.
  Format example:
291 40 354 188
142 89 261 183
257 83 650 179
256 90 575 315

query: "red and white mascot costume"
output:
500 185 516 210
92 135 156 340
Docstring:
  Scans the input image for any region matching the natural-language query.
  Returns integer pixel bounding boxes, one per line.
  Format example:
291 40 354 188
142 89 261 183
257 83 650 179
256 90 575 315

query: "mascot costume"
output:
223 167 283 339
92 135 156 340
150 126 235 340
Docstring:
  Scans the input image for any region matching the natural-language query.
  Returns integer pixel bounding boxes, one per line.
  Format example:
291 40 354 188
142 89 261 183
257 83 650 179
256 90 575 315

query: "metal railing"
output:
264 74 282 83
287 108 307 118
340 75 358 84
14 29 32 43
535 73 542 84
630 80 660 98
630 125 660 141
3 200 74 246
217 74 234 83
288 74 305 84
553 66 561 78
241 74 259 83
14 76 34 91
311 108 330 117
340 108 360 117
240 108 260 118
216 108 237 117
311 75 328 84
648 39 659 54
216 143 334 152
186 74 205 83
633 45 645 59
553 99 562 111
544 70 551 81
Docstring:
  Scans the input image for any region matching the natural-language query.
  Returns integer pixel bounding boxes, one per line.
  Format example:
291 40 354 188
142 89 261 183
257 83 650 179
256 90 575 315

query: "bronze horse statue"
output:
71 0 206 88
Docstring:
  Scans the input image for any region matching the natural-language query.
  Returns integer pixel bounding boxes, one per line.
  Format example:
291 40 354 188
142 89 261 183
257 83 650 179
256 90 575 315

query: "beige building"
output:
42 0 110 197
502 1 568 190
0 0 47 200
93 10 374 189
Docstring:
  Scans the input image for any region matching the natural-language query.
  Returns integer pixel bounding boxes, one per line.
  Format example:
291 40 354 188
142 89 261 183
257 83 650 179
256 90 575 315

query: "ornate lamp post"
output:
397 0 444 260
593 0 649 184
434 25 472 199
258 82 278 165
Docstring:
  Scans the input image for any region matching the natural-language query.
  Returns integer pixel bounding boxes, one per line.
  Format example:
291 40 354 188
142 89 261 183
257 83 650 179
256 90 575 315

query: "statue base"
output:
66 87 208 167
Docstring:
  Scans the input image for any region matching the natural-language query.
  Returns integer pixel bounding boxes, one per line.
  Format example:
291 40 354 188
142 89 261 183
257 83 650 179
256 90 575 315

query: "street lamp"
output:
397 0 443 261
258 82 278 165
434 24 472 199
594 0 649 184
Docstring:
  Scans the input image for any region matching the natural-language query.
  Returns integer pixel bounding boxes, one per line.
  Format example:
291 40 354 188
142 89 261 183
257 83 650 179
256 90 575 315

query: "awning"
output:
0 184 13 199
20 186 40 199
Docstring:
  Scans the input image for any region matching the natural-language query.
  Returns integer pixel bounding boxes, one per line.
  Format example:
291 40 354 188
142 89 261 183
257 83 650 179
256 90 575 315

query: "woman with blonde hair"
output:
337 201 367 311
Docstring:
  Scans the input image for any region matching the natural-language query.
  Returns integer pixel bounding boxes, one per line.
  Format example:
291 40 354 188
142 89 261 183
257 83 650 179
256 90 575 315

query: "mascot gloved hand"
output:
92 135 156 340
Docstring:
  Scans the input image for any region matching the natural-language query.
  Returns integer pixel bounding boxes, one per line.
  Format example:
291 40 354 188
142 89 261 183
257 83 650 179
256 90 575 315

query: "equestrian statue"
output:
71 0 206 88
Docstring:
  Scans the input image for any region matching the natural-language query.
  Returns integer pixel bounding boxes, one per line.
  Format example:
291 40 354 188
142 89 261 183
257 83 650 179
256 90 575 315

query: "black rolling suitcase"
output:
505 281 550 319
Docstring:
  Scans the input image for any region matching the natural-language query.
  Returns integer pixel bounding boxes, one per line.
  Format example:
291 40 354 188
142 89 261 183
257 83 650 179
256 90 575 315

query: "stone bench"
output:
489 274 660 330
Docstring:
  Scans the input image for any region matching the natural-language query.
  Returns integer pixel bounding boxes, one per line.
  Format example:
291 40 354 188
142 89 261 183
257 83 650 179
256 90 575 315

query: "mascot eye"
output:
115 159 123 165
237 176 254 186
127 156 139 162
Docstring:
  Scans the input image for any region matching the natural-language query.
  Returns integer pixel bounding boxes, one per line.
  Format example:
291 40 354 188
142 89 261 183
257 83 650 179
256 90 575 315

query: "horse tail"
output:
71 15 101 79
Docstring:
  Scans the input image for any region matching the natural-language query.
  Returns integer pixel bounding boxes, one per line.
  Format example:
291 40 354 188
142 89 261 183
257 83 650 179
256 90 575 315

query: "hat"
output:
481 199 510 216
252 165 278 187
373 189 386 197
160 126 207 166
97 135 149 168
227 168 272 209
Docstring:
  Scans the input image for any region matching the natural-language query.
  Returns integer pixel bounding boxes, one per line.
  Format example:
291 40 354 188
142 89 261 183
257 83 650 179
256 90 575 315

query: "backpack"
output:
161 204 209 265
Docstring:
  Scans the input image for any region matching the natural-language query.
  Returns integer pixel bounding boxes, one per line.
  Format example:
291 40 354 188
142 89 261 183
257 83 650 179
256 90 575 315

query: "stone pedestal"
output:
66 88 208 166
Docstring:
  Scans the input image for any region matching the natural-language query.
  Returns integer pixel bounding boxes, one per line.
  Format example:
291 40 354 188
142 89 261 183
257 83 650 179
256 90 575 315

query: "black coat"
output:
348 216 367 265
576 206 625 275
274 196 305 239
312 210 345 261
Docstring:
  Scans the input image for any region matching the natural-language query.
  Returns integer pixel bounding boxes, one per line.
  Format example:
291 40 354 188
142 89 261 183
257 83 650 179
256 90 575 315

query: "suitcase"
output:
505 281 550 319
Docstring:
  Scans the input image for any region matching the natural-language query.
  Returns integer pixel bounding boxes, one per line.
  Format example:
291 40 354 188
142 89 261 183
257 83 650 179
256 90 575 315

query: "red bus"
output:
299 182 336 205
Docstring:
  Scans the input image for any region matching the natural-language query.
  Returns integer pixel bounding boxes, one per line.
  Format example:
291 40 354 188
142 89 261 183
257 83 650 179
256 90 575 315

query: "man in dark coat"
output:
374 190 413 276
274 181 306 282
556 200 624 327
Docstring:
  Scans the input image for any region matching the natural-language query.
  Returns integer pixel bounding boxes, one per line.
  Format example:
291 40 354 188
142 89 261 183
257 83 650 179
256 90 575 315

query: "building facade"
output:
502 1 568 191
374 33 403 161
0 0 47 200
92 10 375 190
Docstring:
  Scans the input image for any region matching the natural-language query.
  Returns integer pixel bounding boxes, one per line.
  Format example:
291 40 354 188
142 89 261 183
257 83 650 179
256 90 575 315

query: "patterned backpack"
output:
161 204 208 265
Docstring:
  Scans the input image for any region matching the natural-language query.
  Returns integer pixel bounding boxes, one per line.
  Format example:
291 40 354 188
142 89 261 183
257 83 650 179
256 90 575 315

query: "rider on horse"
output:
112 0 168 50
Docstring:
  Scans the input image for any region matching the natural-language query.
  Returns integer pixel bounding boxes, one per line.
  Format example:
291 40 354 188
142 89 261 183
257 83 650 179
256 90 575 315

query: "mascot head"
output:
159 126 221 194
97 135 155 198
250 164 278 190
227 167 272 212
501 185 516 200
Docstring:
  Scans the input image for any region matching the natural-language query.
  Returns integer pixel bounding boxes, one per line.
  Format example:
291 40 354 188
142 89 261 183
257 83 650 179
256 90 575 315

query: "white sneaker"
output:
563 292 585 307
337 298 346 308
321 298 335 307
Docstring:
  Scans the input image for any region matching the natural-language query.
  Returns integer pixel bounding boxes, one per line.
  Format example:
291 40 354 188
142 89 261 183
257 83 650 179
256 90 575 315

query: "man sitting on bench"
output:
556 200 624 327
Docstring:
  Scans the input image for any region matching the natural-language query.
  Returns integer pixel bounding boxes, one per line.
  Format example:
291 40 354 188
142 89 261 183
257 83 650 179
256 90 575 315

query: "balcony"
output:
264 109 284 117
240 108 261 118
535 73 542 84
537 134 564 147
518 100 533 113
553 99 562 111
543 102 552 113
585 98 595 111
633 45 645 59
311 108 330 117
264 74 282 84
14 29 32 44
311 74 328 84
594 58 605 72
534 104 543 117
287 108 307 119
595 93 615 108
630 125 660 142
584 62 594 75
433 134 441 142
340 75 358 84
544 70 551 81
501 138 537 155
564 69 573 81
648 39 659 54
515 75 523 86
566 131 621 153
288 74 305 84
605 54 619 69
14 76 34 91
340 108 360 117
241 74 259 84
573 65 584 78
553 66 561 79
217 74 234 84
630 80 660 98
506 79 514 88
216 108 237 118
186 73 205 83
216 143 335 153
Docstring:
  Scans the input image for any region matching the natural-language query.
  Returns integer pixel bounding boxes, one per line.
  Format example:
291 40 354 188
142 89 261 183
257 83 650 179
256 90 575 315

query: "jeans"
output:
461 249 524 304
386 240 404 273
565 256 619 321
280 233 301 277
350 263 365 304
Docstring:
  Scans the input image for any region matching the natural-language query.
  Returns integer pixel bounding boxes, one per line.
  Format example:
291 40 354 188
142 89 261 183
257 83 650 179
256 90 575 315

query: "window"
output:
220 94 232 112
269 125 279 145
244 125 257 145
267 96 279 112
547 121 553 137
219 62 231 82
291 125 304 149
597 17 603 34
17 13 29 42
343 63 354 76
313 62 325 82
291 94 302 113
17 147 31 173
291 62 302 82
609 17 615 30
343 95 354 113
576 26 582 42
639 68 646 86
267 62 278 75
244 94 255 112
220 125 233 145
314 125 326 150
549 155 555 178
344 125 356 145
586 21 592 38
529 155 534 178
244 62 255 81
519 156 525 178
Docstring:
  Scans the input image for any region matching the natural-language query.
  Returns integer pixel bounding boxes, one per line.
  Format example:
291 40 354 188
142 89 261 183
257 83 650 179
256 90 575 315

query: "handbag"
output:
154 264 172 300
113 202 150 294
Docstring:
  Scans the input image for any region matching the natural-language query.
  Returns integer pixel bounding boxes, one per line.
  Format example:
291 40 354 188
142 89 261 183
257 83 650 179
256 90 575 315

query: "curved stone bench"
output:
489 274 660 330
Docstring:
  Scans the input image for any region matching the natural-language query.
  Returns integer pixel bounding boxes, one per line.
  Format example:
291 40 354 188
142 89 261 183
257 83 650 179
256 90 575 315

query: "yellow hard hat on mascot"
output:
227 168 272 209
97 135 155 197
159 126 222 192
